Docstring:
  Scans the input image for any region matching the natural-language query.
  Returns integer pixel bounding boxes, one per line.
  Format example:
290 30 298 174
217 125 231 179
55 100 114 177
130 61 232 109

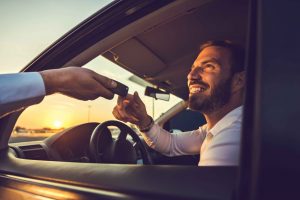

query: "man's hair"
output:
199 40 245 74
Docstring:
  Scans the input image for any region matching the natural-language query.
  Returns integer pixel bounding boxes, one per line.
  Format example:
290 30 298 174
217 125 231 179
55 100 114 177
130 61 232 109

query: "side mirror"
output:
144 87 170 101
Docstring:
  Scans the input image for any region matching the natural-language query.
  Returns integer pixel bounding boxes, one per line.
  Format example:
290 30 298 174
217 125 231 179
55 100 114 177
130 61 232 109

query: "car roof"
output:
102 0 248 99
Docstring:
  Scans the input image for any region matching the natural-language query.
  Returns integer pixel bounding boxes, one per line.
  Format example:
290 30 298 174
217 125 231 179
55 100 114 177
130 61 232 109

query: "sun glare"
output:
53 120 63 129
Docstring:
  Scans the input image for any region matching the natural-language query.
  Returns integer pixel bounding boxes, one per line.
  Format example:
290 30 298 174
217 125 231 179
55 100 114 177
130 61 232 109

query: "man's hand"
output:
112 92 152 127
40 67 117 100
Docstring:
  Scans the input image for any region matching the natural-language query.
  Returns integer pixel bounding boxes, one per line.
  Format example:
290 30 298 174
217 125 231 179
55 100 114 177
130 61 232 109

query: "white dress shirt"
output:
0 72 46 118
141 106 243 166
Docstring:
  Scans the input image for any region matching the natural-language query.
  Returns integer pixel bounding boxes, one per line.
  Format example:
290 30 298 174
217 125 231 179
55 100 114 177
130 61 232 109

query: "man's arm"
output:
0 67 117 118
140 123 206 156
0 72 45 118
112 92 206 156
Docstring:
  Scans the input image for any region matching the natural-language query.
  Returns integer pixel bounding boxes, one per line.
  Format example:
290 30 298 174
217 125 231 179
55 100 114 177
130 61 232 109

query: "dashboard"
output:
10 123 99 162
9 122 199 165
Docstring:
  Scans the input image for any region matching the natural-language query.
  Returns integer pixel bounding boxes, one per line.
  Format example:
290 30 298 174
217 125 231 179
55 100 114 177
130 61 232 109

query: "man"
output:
113 40 245 166
0 67 117 118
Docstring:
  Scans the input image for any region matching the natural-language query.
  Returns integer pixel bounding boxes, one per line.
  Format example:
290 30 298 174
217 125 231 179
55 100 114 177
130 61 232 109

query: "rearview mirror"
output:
144 87 170 101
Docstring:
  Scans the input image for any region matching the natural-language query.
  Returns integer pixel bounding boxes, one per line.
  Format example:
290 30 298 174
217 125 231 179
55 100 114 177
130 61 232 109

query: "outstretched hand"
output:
113 92 151 127
40 67 117 100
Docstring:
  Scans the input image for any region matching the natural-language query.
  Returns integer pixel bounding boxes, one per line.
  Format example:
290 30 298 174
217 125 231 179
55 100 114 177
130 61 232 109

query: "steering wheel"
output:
89 120 153 165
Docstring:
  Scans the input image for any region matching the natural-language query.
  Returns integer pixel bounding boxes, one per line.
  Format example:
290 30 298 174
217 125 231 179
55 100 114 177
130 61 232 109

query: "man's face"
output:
187 46 233 113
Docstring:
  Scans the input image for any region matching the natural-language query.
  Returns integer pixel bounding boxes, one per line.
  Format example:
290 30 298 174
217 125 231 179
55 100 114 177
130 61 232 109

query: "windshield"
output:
10 56 181 143
3 1 181 143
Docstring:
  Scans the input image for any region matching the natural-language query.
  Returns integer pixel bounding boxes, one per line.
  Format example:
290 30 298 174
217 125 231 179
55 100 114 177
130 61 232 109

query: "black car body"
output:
0 0 300 199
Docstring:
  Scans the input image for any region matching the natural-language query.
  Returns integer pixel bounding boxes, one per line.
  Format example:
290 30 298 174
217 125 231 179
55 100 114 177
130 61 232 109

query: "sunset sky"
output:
0 0 181 130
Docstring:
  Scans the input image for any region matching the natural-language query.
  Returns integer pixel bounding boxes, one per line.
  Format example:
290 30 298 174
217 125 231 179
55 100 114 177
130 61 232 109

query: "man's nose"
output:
187 68 201 80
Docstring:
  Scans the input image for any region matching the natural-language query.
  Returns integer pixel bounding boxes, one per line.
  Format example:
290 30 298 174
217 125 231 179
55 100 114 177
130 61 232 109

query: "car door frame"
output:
5 0 298 199
0 1 239 199
238 0 300 199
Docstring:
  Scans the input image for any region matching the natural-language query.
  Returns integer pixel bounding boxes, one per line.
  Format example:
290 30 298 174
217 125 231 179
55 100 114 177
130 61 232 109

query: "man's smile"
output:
189 84 209 94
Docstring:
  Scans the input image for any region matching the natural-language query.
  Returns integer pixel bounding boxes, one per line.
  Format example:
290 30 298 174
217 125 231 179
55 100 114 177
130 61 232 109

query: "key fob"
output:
111 80 129 97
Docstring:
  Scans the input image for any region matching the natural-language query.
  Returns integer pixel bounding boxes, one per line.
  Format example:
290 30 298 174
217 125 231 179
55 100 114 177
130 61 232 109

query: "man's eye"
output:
204 64 215 71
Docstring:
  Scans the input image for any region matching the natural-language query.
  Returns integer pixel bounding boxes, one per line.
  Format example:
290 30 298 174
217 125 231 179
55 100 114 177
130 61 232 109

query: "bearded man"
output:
113 40 245 166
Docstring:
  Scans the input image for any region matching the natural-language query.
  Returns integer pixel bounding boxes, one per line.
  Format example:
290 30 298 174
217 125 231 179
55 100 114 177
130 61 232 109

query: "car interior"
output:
0 0 250 199
6 1 247 164
8 0 248 165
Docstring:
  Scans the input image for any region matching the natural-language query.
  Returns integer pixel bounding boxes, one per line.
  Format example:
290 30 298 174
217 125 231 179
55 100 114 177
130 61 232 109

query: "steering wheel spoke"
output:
89 120 153 165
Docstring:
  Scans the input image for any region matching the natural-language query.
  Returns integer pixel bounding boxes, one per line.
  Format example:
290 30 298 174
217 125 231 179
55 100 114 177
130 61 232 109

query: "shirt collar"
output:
207 105 243 136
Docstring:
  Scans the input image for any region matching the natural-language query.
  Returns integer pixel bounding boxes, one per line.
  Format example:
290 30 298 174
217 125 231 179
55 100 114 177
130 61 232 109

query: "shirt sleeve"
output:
0 72 46 118
140 124 206 156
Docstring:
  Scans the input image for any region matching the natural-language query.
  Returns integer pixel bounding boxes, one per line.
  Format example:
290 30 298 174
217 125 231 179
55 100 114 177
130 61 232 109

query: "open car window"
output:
10 56 181 143
1 0 276 199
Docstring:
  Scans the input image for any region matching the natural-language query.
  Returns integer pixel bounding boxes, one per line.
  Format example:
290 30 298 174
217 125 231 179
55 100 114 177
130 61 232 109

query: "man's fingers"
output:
94 82 115 100
113 107 129 122
113 102 140 124
133 91 144 105
86 68 116 99
112 107 121 120
92 71 117 89
116 105 132 121
40 67 120 100
117 96 124 105
124 105 140 120
114 108 125 122
126 94 134 100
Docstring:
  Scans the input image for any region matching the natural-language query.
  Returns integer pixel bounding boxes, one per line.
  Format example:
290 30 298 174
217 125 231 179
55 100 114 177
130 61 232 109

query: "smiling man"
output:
113 40 245 166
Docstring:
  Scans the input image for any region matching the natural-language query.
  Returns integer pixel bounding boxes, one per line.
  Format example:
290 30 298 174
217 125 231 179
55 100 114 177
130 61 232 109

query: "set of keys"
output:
110 80 129 97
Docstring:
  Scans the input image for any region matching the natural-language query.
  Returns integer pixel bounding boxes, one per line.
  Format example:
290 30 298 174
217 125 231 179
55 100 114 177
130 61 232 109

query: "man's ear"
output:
231 71 245 93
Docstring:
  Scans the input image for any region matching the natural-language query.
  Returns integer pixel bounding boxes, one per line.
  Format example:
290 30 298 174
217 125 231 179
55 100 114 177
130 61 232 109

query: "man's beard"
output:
188 77 232 113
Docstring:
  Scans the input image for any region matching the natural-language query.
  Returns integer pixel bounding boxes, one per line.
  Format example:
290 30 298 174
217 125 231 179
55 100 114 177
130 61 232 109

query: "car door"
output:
237 0 300 199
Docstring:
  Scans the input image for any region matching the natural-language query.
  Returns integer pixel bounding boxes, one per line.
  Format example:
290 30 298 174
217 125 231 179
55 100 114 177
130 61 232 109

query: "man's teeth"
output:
190 87 206 93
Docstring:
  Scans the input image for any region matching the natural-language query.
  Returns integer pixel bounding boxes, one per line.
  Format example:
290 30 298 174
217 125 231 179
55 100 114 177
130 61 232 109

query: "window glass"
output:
0 0 112 73
10 56 181 143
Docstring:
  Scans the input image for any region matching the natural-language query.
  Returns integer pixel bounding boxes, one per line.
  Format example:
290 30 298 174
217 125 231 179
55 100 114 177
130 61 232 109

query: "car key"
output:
111 80 129 97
